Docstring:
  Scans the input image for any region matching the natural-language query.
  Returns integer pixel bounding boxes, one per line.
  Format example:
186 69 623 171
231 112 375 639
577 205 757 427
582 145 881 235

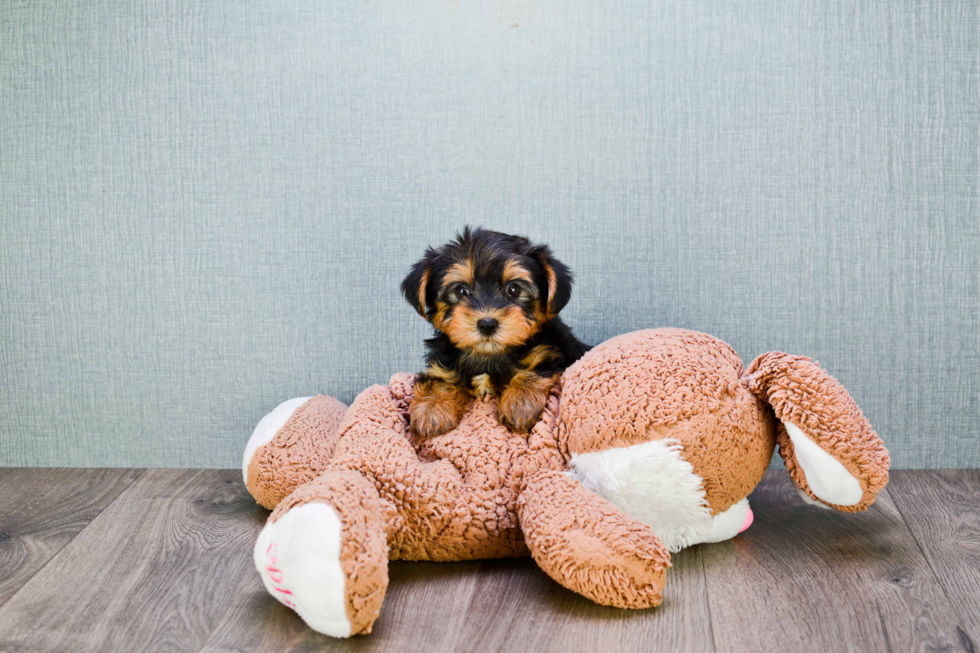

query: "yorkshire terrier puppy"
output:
401 227 591 437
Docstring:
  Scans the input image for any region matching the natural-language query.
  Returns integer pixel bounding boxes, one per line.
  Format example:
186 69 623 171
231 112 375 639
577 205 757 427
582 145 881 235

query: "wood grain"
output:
453 550 713 653
201 559 482 653
204 550 712 653
0 467 144 608
2 469 979 652
0 469 266 653
888 470 980 647
702 471 971 653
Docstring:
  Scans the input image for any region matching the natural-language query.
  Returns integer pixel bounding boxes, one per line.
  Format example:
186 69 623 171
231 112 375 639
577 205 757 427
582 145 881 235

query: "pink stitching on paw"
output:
264 538 297 609
266 567 283 583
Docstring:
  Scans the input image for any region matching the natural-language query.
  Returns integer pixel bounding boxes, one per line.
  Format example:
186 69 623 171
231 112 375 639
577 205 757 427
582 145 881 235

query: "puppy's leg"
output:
497 370 558 434
410 373 471 438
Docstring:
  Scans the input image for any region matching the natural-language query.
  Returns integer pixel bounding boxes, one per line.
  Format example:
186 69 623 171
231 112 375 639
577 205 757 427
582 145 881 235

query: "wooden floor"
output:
0 470 977 652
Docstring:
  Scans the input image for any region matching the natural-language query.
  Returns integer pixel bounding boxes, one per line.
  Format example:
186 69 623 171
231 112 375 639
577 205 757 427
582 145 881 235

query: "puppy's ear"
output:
528 244 573 318
401 248 436 319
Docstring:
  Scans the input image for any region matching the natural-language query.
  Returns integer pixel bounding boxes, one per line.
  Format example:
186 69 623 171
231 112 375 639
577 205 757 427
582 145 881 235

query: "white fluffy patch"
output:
254 502 351 638
699 498 751 544
568 439 714 552
784 421 863 507
243 397 312 484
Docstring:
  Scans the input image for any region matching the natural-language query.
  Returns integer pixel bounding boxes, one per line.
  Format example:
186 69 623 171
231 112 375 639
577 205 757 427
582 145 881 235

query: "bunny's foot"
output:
253 470 388 637
244 395 348 509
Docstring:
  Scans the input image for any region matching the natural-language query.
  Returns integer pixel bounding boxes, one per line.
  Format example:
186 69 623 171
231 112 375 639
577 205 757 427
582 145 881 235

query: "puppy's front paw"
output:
410 399 461 438
497 383 548 434
409 382 469 437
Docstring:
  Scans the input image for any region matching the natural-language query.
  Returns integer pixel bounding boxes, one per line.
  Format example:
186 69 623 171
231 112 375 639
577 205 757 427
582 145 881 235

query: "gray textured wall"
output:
1 0 977 469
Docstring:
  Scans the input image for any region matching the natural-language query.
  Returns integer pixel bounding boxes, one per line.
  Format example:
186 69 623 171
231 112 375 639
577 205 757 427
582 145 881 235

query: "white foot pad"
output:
784 421 863 507
254 502 352 638
243 397 312 484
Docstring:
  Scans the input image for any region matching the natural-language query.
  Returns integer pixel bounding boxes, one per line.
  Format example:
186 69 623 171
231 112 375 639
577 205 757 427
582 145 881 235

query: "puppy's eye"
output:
455 285 471 299
505 283 521 299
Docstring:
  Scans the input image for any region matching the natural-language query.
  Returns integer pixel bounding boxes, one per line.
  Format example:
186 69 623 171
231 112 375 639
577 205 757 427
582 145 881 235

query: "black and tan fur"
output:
401 227 591 436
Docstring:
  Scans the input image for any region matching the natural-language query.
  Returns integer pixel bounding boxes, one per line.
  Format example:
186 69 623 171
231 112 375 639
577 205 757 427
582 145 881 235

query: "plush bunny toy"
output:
243 328 889 638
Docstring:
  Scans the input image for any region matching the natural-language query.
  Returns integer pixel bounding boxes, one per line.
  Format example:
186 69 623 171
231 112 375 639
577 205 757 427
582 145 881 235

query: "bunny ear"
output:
528 244 574 318
746 352 890 513
400 249 436 319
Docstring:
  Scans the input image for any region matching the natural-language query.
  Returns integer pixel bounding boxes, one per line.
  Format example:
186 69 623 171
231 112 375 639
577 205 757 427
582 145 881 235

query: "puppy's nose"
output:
477 317 499 336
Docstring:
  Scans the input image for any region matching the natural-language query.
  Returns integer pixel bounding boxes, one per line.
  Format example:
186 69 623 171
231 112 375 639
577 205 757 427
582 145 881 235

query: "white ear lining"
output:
784 421 863 506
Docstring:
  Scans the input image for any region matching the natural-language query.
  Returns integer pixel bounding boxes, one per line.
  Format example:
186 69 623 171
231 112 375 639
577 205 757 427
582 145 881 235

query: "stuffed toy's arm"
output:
250 375 462 639
517 469 671 609
328 375 464 536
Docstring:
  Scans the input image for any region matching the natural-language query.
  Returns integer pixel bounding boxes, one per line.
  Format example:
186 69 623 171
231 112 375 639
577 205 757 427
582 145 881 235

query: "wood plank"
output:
453 548 714 653
0 468 144 607
203 550 711 653
202 528 712 652
702 471 970 653
5 467 975 652
888 470 980 646
201 558 482 652
0 469 267 653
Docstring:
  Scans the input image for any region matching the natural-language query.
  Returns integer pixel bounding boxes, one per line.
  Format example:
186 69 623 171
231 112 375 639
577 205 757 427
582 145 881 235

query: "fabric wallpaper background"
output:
1 0 977 468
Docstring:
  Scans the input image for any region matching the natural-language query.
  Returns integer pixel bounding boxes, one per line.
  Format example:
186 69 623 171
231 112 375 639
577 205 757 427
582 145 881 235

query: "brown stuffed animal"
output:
243 328 889 637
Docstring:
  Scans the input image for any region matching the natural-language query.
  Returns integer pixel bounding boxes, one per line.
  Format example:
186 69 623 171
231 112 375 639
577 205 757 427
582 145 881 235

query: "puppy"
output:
401 227 590 437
